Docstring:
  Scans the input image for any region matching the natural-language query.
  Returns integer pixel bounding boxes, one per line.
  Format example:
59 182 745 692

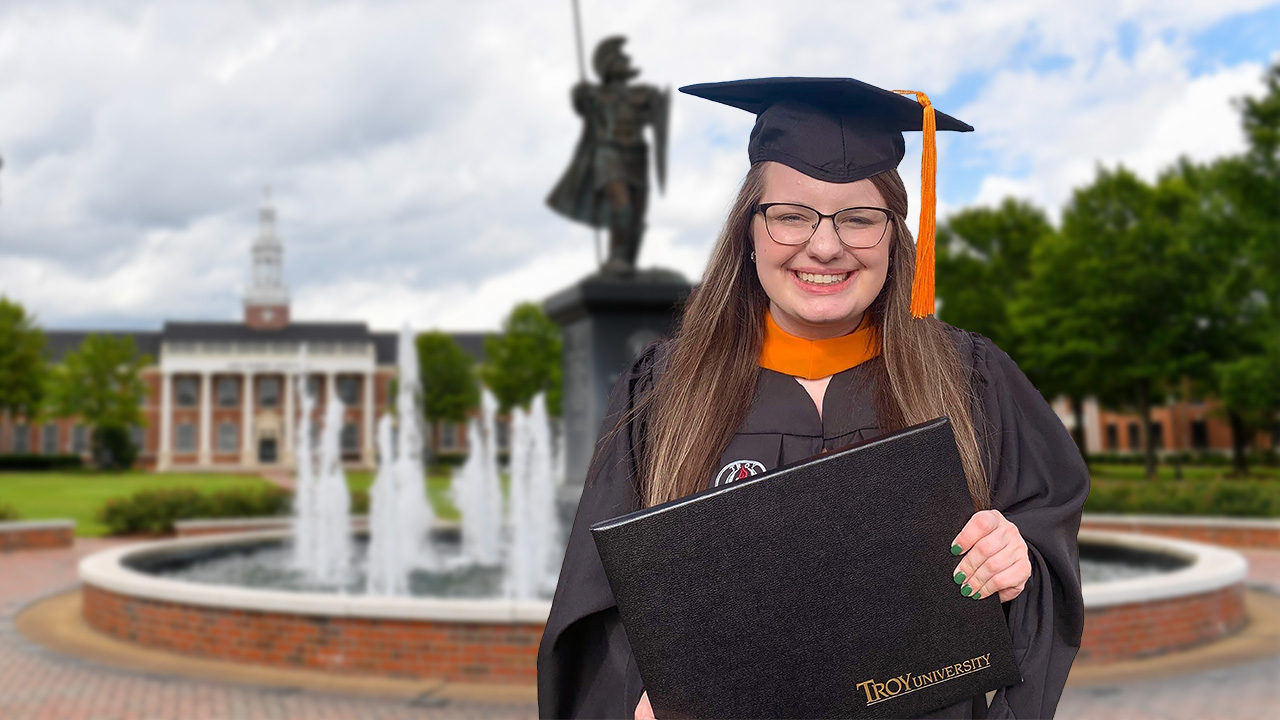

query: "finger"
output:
949 509 1004 557
960 542 1022 598
951 519 1014 590
975 559 1032 602
636 690 655 720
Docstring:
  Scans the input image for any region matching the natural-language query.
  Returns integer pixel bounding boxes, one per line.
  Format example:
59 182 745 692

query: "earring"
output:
749 251 756 263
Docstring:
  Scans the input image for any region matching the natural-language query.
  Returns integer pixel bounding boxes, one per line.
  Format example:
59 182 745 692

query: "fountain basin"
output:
80 531 549 684
78 529 1250 683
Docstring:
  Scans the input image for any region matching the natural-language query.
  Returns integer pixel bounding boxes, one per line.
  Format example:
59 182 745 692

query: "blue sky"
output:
0 0 1276 332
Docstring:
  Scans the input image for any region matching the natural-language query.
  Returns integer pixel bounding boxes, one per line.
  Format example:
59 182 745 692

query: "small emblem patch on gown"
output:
715 460 767 487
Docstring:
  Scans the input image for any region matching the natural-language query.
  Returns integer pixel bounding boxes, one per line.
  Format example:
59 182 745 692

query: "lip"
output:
789 269 857 295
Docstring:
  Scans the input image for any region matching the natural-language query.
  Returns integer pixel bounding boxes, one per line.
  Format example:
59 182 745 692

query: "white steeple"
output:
244 187 291 329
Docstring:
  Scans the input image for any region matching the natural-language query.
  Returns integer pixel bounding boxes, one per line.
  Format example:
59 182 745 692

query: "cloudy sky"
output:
1 0 1277 332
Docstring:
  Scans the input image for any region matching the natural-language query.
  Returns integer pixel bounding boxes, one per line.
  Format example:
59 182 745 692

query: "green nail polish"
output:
953 572 965 585
961 584 973 597
951 544 963 556
973 592 982 600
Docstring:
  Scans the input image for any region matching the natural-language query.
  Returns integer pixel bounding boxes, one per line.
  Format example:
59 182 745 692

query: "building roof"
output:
44 331 162 363
44 324 493 367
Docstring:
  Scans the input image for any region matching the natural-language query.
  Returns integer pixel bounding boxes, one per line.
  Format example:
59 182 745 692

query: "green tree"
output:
479 303 563 416
935 198 1051 358
45 334 151 469
0 297 48 418
1014 166 1203 480
416 331 480 422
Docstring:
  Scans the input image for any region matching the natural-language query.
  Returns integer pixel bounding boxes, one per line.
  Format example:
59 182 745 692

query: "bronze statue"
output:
547 36 669 276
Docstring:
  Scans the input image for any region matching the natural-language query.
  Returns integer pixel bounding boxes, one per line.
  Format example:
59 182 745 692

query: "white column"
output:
158 372 172 470
241 371 255 466
362 370 375 466
283 371 295 465
327 372 338 407
198 372 212 466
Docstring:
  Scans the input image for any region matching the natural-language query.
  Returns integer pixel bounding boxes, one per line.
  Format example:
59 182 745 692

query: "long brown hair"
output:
635 162 990 510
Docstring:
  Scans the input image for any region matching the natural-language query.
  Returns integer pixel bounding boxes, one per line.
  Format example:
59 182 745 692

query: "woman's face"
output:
752 162 894 340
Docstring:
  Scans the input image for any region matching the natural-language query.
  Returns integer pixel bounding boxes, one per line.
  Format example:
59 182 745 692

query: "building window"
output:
440 421 458 451
495 419 510 451
337 376 360 405
217 377 240 407
1105 424 1118 451
13 424 29 453
139 386 149 407
341 422 359 455
1128 423 1140 451
72 425 88 453
259 377 280 408
1191 420 1209 450
41 424 59 455
130 425 145 451
1150 421 1164 451
176 377 198 407
217 422 238 453
176 423 196 453
306 375 321 398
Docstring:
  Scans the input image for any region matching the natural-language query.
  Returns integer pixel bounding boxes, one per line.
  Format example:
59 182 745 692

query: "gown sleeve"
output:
537 343 665 719
957 328 1089 719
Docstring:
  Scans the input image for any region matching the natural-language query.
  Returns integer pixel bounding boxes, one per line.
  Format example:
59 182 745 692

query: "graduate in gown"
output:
538 77 1088 719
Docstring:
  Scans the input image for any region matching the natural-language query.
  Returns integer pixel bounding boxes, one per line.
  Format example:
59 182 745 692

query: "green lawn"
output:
0 469 470 536
0 471 276 536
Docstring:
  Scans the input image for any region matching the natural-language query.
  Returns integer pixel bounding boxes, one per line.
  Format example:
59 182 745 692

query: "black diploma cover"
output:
590 416 1022 719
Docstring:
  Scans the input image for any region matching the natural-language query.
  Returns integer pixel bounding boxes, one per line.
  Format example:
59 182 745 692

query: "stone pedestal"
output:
544 269 691 510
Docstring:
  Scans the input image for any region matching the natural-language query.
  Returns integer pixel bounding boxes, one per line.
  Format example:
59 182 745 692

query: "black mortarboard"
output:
678 77 974 318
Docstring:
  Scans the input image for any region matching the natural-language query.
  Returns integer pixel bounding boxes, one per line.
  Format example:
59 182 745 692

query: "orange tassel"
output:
893 89 937 319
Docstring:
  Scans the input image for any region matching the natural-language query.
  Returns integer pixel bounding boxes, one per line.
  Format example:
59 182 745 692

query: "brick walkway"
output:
0 540 535 720
2 542 1278 720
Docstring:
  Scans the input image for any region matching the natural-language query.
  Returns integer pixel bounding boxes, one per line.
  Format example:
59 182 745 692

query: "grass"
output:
0 468 476 535
0 471 276 536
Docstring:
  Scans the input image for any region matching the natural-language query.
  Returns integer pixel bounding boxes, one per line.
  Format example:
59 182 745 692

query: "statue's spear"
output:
569 0 603 266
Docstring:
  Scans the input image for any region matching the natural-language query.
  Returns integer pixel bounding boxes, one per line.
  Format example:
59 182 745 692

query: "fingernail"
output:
951 544 963 556
961 584 973 597
973 592 982 600
953 572 965 585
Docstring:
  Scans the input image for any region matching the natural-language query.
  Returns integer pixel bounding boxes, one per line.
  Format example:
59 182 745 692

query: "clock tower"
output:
244 188 290 330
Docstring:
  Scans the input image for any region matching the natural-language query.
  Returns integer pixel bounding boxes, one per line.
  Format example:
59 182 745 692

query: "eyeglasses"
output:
756 202 893 249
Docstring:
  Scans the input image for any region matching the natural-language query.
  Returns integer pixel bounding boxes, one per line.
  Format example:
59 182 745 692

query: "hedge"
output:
1085 480 1280 517
0 454 84 471
1086 450 1279 467
97 486 292 535
0 503 19 521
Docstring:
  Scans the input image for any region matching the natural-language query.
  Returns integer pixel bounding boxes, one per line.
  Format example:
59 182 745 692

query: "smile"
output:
794 271 851 286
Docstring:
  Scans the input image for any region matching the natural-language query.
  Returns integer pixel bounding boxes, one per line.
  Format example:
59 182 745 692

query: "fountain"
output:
73 329 1249 682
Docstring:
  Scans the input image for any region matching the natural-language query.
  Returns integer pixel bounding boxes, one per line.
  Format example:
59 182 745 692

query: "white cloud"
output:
0 0 1274 331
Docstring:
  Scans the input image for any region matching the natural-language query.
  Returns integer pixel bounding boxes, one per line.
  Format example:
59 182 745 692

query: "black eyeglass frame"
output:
755 202 894 249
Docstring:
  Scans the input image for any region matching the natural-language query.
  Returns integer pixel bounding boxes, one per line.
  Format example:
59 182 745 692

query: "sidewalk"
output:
3 542 1278 719
0 539 536 720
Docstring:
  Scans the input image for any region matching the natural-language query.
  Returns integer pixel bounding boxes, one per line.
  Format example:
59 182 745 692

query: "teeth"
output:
796 271 849 285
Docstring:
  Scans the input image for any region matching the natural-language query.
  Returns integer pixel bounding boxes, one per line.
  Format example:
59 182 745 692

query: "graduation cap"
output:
679 77 973 319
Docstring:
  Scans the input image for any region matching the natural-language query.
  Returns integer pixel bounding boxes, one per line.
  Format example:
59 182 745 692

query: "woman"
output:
538 78 1088 719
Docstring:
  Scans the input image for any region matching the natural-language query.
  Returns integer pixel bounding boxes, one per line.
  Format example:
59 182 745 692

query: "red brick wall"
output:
1080 521 1280 550
82 584 541 683
0 525 74 552
1079 584 1246 663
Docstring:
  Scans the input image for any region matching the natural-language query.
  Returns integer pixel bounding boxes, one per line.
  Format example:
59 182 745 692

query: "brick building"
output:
0 193 489 470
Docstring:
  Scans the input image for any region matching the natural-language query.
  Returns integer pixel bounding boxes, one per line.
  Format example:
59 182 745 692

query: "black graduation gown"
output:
537 325 1088 719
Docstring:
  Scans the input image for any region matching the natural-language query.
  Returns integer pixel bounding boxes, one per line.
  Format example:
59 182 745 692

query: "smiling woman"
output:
538 77 1089 720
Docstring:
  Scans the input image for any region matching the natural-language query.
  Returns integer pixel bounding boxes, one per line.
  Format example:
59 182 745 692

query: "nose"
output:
806 216 844 263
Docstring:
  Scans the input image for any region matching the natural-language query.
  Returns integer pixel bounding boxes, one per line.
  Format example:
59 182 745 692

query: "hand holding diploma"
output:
950 509 1032 603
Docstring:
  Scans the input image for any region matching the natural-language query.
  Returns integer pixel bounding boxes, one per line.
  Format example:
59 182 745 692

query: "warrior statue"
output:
547 36 669 276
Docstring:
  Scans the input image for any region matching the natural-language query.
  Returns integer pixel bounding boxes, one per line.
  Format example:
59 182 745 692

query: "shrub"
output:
1085 480 1280 517
96 485 368 534
0 454 83 471
92 424 138 470
0 503 20 521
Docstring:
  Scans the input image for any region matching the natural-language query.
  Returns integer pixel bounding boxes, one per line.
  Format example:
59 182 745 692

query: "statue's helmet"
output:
593 36 637 81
